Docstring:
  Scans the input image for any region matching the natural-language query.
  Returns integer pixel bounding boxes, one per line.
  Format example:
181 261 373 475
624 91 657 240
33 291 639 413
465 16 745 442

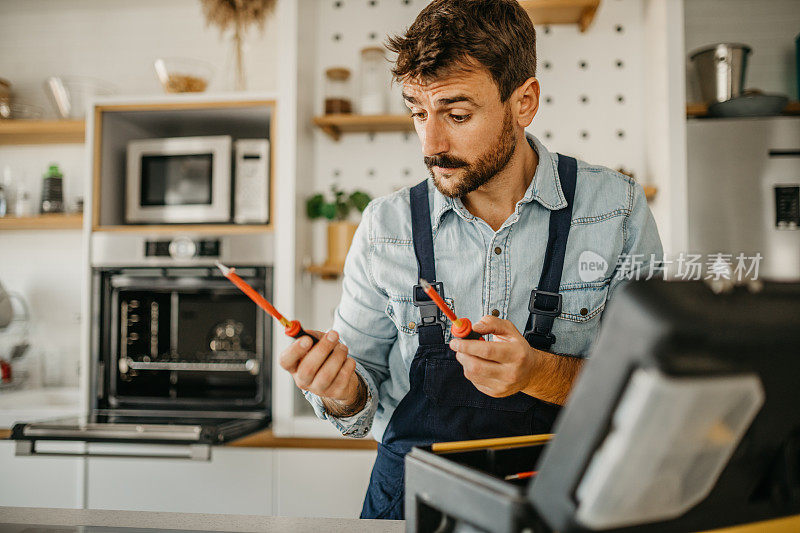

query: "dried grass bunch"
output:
200 0 277 89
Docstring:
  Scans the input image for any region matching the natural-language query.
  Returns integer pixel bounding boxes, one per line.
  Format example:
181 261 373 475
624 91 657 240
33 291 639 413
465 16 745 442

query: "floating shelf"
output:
0 119 85 145
307 263 344 280
0 213 83 230
686 101 800 117
519 0 601 32
93 224 272 234
313 114 414 141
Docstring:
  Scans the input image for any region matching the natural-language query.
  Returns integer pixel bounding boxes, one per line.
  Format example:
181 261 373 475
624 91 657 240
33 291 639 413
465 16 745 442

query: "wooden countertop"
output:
0 427 376 450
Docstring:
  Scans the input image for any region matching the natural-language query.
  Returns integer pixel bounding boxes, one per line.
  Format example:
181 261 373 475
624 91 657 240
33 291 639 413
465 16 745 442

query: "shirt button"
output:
494 247 502 255
580 308 589 316
491 309 500 317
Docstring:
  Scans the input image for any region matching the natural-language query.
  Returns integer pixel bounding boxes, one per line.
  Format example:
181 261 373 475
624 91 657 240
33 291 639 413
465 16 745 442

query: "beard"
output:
425 106 517 199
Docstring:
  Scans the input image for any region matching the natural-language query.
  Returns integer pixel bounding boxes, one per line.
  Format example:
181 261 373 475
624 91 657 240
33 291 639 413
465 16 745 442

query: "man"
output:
279 0 662 520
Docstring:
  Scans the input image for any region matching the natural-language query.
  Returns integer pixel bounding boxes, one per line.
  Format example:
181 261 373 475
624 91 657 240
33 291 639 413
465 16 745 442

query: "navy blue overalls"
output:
360 154 579 520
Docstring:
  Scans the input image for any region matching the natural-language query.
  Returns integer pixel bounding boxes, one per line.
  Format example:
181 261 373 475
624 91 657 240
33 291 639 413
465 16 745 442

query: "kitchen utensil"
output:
44 76 116 119
707 91 789 118
689 43 752 104
154 58 213 93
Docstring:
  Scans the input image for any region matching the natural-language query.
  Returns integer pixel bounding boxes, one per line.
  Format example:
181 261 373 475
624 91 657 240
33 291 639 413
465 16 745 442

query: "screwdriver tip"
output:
215 261 231 276
419 278 431 289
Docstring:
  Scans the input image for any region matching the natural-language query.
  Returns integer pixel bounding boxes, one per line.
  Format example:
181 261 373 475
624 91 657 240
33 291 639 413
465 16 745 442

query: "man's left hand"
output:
448 316 539 398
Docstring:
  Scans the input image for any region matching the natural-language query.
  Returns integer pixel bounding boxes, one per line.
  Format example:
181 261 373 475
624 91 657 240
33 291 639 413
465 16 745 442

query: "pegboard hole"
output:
544 96 553 104
369 32 377 40
616 94 625 104
367 168 376 178
333 33 342 42
333 169 341 178
580 95 589 104
543 25 551 34
403 132 412 142
616 130 626 139
615 59 624 69
578 60 588 70
544 131 553 139
368 132 376 142
368 0 378 6
615 24 624 33
543 61 552 70
403 168 412 176
402 0 411 4
333 1 343 8
580 130 589 140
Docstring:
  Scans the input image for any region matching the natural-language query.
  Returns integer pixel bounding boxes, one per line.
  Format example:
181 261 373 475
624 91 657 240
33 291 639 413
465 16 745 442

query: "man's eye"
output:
411 111 426 120
451 114 470 123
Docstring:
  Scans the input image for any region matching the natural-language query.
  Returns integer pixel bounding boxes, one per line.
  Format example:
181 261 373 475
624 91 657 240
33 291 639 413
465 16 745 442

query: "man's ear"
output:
512 77 540 128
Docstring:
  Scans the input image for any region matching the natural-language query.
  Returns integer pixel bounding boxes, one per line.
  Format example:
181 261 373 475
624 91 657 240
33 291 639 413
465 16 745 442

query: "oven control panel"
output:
145 238 221 258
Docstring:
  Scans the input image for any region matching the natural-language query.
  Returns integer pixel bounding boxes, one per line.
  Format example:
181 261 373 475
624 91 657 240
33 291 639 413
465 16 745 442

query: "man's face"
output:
402 65 517 198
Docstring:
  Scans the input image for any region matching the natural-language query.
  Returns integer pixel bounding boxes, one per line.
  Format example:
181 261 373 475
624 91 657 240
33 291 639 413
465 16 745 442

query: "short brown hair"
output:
386 0 537 102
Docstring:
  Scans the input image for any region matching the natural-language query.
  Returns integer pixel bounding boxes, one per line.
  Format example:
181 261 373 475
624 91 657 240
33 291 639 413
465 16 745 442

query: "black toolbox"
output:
405 281 800 533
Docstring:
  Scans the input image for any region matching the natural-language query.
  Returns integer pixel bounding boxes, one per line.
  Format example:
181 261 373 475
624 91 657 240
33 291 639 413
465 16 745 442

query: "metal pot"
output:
689 43 752 104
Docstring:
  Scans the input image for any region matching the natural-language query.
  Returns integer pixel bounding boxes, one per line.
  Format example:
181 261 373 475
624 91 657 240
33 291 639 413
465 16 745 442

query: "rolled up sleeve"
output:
303 200 397 437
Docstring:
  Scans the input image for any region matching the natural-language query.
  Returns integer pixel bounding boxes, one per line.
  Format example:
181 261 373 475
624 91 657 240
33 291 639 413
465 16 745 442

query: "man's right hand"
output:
279 329 365 415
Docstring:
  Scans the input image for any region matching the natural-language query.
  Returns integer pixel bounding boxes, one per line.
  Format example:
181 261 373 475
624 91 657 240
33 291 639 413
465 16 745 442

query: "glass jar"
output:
0 78 11 119
324 67 353 114
359 46 387 115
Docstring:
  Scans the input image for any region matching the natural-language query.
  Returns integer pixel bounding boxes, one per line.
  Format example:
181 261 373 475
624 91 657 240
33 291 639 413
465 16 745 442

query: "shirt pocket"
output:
386 296 455 341
550 279 611 356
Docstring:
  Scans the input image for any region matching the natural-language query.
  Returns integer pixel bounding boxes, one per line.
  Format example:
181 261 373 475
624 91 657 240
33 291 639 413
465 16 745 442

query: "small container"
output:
40 164 64 214
0 78 11 119
324 67 353 114
154 58 213 94
359 46 388 115
15 185 33 217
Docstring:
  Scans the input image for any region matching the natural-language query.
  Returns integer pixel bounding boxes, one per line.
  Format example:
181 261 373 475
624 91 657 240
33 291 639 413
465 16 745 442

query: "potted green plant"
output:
306 186 372 269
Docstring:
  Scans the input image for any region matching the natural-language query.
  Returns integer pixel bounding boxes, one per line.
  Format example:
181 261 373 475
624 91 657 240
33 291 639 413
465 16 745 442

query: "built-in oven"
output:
12 233 273 460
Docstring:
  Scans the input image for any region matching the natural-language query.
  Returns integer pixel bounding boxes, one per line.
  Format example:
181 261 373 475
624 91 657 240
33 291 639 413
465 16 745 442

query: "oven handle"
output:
15 440 212 461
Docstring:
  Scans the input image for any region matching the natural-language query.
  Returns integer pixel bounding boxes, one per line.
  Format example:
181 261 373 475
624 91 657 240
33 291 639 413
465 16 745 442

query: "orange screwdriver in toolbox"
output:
419 278 483 340
216 262 317 345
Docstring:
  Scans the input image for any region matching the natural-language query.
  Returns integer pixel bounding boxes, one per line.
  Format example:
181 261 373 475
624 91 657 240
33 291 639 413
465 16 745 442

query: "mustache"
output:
424 154 468 169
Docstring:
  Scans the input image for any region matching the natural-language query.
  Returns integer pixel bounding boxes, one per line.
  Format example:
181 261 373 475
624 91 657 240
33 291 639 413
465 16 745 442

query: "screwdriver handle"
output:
285 320 318 346
460 330 484 340
451 318 484 341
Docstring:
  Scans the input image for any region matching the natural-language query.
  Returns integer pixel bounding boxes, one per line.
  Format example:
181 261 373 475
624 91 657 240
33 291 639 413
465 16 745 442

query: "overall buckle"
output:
412 281 447 330
527 289 563 317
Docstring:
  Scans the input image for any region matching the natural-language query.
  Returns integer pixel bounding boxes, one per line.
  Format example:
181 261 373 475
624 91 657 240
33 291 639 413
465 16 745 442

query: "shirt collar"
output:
429 133 568 231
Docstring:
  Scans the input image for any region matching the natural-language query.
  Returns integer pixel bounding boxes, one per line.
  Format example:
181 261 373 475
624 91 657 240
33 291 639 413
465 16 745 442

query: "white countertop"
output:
0 507 404 532
0 387 82 428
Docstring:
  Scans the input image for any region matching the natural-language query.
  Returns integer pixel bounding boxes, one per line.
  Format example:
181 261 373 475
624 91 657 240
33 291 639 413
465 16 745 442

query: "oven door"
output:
125 135 232 224
10 411 268 460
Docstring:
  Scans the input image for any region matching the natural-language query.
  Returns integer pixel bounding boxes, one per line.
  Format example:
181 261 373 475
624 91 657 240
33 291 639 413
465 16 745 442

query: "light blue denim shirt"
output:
304 134 663 441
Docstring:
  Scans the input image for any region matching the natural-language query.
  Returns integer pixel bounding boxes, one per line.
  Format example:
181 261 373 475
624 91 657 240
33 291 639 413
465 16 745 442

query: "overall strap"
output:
524 154 578 350
409 180 446 345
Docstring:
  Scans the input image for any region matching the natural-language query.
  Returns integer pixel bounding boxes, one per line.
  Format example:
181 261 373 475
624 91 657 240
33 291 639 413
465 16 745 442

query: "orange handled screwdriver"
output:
216 262 316 345
504 470 538 481
419 278 483 340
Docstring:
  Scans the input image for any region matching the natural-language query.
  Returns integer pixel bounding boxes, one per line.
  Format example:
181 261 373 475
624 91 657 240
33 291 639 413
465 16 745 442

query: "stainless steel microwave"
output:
125 135 270 224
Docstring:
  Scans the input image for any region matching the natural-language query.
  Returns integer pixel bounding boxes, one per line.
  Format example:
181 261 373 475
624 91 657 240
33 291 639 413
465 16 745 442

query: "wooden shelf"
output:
0 213 83 230
227 429 377 450
0 119 85 145
93 224 272 234
313 114 414 141
686 101 800 117
307 263 344 280
519 0 601 32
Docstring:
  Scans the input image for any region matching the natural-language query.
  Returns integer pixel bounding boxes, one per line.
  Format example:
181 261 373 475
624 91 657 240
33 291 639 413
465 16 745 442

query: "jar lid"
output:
325 67 351 81
360 46 386 55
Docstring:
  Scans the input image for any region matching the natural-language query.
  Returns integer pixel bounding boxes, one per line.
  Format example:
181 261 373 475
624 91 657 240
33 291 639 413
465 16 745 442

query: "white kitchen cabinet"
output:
272 449 376 518
86 446 273 515
0 440 83 508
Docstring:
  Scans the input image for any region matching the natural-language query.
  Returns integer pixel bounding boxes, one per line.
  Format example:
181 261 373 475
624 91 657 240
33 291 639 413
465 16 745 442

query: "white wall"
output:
0 0 280 386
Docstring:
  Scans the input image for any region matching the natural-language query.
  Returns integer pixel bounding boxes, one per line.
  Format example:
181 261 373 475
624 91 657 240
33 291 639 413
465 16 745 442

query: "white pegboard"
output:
304 0 651 323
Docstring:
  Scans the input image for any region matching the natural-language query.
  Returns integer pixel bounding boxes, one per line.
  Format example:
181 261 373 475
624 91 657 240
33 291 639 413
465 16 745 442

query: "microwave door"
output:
10 414 268 459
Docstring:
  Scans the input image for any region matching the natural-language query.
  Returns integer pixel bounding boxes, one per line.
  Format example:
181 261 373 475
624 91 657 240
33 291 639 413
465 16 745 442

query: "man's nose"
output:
420 115 449 156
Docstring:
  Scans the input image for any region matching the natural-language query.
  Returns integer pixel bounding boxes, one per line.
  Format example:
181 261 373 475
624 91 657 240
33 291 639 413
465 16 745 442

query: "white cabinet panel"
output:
273 449 376 518
87 446 273 515
0 441 83 508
